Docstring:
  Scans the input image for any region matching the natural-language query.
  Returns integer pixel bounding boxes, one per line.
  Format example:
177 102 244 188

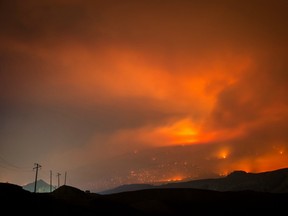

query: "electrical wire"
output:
0 154 32 172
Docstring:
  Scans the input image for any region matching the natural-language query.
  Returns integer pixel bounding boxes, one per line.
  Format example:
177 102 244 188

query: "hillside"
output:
159 167 288 192
100 167 288 194
1 167 288 215
1 182 288 215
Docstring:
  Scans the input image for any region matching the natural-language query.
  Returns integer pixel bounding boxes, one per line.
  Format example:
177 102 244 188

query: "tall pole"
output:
64 172 67 185
57 173 61 188
64 171 67 185
50 170 52 192
33 163 42 193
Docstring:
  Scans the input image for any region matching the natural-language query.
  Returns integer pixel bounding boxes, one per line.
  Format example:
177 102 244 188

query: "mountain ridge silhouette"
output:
99 167 288 194
1 167 288 215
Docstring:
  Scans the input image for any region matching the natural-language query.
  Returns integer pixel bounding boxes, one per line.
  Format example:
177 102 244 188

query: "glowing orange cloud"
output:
10 42 252 108
39 45 253 148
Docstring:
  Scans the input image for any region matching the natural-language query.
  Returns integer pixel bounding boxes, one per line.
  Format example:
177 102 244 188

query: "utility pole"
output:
50 170 52 192
33 163 42 193
56 172 61 188
64 171 67 185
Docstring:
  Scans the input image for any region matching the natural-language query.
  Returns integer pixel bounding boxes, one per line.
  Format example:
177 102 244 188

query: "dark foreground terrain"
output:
1 182 288 215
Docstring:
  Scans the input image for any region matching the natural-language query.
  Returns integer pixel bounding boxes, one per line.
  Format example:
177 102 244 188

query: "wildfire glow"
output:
170 119 199 144
217 148 230 159
156 118 201 145
164 176 184 182
219 171 229 176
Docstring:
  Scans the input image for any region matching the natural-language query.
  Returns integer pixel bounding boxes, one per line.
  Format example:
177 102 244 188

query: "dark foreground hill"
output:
1 182 288 215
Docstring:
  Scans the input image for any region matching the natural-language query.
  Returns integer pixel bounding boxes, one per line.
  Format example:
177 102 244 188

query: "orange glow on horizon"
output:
162 176 185 182
215 151 288 177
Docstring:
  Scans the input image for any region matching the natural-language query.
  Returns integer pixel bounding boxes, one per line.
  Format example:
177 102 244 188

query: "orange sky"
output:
1 0 288 191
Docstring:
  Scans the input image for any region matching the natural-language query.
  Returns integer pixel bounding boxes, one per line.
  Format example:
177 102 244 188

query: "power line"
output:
0 155 31 171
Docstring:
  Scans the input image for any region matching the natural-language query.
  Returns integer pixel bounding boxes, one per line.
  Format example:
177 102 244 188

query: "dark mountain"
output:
100 167 288 194
99 183 155 195
1 182 288 215
22 179 53 192
160 167 288 192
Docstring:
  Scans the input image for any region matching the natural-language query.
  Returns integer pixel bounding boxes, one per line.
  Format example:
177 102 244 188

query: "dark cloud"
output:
206 49 288 130
1 0 287 49
0 0 103 43
0 48 59 101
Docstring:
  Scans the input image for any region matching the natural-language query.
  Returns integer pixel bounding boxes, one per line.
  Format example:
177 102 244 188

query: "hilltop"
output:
1 182 288 215
100 167 288 194
1 167 288 215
